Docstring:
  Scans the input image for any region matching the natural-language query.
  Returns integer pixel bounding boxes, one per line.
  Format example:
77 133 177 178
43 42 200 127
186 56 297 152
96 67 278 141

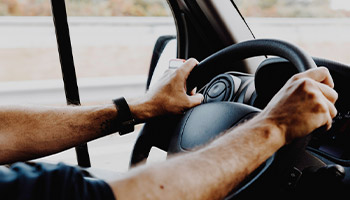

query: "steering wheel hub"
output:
203 74 238 103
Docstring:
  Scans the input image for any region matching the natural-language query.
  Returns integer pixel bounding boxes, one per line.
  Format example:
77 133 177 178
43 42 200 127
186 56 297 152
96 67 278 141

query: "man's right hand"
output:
258 67 338 144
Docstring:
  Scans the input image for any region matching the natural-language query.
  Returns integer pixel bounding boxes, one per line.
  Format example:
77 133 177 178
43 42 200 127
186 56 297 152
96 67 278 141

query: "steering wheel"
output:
130 39 317 198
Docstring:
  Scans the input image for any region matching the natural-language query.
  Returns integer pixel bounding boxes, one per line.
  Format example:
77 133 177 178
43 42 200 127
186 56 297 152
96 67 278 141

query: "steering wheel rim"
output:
130 38 317 198
186 39 317 92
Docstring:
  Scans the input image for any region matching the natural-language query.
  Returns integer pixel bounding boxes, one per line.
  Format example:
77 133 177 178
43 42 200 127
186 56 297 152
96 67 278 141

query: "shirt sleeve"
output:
0 162 116 200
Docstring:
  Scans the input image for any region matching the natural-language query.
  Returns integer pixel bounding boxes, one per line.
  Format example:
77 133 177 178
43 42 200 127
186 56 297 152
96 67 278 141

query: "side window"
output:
66 1 175 172
0 2 76 165
0 13 66 105
0 0 176 172
233 0 350 64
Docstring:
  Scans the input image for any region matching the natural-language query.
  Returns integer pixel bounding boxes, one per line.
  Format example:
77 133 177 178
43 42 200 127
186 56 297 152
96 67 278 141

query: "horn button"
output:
206 81 227 102
204 74 236 103
208 81 226 97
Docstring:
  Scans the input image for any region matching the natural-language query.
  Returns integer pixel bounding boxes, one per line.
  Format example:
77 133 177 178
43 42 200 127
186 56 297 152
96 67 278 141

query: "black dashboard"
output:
308 110 350 165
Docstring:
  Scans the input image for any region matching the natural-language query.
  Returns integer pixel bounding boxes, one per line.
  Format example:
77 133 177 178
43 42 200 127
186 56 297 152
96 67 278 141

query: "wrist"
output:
126 97 156 123
113 97 135 135
249 114 287 146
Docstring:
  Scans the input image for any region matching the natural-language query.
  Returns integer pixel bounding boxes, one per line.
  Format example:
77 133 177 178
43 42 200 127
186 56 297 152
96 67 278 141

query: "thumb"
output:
188 93 204 107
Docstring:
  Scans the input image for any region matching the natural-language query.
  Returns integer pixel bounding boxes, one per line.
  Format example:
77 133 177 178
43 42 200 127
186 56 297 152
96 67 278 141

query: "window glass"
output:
0 1 68 103
0 0 175 171
0 17 66 104
233 0 350 64
0 1 74 165
64 1 175 171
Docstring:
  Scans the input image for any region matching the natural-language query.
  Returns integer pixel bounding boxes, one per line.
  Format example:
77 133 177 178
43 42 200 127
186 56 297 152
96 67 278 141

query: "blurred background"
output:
0 0 349 172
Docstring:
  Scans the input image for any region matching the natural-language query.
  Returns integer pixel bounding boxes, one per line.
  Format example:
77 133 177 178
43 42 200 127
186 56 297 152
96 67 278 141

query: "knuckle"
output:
174 68 184 77
298 78 315 90
185 97 192 105
306 91 317 101
318 66 330 75
186 58 198 65
291 74 301 82
312 101 327 113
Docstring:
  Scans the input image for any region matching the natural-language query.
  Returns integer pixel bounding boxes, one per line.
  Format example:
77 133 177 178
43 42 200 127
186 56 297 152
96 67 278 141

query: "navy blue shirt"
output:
0 162 116 200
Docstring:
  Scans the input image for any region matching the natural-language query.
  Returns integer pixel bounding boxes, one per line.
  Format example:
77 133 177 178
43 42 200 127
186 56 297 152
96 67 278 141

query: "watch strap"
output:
113 97 135 135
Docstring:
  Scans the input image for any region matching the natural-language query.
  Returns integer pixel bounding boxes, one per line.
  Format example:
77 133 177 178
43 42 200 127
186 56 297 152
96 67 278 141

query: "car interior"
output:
50 0 350 199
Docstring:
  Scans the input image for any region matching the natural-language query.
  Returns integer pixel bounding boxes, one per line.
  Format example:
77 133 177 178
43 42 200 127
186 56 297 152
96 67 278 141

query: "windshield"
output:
233 0 350 64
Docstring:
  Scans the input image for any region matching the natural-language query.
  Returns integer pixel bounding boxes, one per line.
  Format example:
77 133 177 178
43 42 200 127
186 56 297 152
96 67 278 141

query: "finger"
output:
316 82 338 104
314 99 334 131
325 111 333 130
187 93 204 107
318 95 337 130
178 58 199 79
324 97 338 119
325 103 336 130
165 68 176 74
190 87 197 96
296 67 334 88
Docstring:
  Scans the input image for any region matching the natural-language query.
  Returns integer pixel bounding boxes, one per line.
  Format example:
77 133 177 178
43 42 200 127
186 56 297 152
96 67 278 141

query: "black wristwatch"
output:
113 97 135 135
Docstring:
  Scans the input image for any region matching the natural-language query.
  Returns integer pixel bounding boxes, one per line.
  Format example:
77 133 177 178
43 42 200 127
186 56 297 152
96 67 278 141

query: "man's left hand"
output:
128 58 204 122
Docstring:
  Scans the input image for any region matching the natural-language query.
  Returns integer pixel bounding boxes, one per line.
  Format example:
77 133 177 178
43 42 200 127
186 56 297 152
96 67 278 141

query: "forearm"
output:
0 104 119 163
109 116 285 200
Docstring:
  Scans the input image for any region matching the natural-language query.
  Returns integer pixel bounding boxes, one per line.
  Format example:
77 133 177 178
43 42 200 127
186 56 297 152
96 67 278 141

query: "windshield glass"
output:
233 0 350 64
